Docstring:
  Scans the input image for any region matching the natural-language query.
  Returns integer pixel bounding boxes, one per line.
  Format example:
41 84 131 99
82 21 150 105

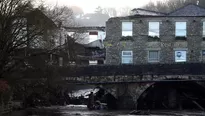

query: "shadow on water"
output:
4 109 63 116
137 80 205 111
4 106 205 116
5 106 129 116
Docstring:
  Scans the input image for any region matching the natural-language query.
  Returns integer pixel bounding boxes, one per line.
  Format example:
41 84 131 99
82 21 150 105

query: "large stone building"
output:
105 4 205 65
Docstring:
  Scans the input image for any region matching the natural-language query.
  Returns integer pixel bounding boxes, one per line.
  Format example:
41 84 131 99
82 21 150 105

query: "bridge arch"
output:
94 86 118 110
137 78 205 110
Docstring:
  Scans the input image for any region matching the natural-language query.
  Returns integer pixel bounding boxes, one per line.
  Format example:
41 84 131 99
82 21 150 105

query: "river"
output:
4 105 205 116
5 105 130 116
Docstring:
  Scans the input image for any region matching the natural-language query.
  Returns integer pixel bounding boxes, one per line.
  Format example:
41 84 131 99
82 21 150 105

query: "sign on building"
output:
175 51 187 62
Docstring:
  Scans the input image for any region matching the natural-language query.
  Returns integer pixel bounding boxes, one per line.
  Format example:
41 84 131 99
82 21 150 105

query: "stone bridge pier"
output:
103 83 152 109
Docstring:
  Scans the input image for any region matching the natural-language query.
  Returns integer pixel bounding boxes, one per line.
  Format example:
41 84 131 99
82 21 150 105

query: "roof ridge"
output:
133 8 166 15
168 3 205 15
191 3 205 10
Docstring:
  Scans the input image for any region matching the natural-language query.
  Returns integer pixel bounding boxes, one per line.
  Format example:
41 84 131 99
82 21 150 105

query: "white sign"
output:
89 60 98 65
175 51 187 62
202 50 205 56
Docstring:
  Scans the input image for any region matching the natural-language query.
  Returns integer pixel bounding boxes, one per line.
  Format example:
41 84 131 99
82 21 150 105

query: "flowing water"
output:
5 105 130 116
4 105 205 116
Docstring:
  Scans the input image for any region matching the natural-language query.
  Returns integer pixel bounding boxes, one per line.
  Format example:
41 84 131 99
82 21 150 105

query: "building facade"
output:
105 4 205 65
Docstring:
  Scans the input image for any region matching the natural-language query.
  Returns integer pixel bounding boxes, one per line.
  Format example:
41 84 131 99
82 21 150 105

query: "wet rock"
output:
74 113 81 115
129 110 150 115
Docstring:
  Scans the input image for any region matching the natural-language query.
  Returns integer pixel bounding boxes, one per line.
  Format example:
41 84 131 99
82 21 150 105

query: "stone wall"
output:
105 16 205 64
103 75 205 109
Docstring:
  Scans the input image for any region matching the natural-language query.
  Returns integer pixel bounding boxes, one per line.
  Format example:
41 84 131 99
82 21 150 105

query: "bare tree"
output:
143 1 168 12
117 7 132 16
70 6 84 14
0 0 56 79
42 5 93 65
95 6 104 14
44 6 75 27
70 6 84 18
103 7 117 17
40 5 82 47
143 0 200 13
0 1 81 108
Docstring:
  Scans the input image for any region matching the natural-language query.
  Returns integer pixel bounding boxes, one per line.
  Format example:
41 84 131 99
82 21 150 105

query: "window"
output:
149 22 160 37
122 51 133 64
175 22 186 37
148 51 160 62
175 50 187 62
122 22 133 36
202 50 205 61
89 31 98 43
89 60 98 65
203 22 205 37
59 57 63 66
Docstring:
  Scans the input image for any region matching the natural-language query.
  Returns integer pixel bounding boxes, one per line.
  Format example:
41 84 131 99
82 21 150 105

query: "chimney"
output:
197 0 199 5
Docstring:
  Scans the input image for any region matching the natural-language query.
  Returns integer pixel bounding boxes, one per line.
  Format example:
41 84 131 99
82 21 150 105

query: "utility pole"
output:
58 21 63 66
58 21 62 48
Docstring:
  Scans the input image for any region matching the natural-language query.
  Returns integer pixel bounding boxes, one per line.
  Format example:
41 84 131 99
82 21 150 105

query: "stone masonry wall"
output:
105 16 205 64
104 75 205 109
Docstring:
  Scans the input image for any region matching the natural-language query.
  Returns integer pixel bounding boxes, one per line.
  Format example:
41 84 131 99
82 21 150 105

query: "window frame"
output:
201 50 205 61
175 22 187 37
203 22 205 37
89 60 98 65
148 22 160 37
148 50 160 63
121 51 133 64
122 22 133 37
174 50 187 62
59 57 63 66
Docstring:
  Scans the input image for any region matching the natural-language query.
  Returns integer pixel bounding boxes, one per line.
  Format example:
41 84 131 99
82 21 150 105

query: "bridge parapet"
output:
57 63 205 77
62 75 205 84
24 63 205 84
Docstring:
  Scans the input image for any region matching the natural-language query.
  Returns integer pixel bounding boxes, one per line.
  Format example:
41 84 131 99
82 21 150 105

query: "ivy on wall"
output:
175 36 187 41
120 36 134 41
104 42 113 47
202 37 205 41
148 36 160 42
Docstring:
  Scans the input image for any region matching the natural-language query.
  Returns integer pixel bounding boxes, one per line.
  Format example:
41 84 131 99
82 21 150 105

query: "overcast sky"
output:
44 0 160 13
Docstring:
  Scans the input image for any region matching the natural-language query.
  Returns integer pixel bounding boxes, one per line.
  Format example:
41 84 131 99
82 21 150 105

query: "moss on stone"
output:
175 36 187 41
120 36 134 41
148 36 160 42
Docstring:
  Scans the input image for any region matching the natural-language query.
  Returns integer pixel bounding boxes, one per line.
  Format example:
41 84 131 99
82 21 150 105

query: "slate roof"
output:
168 4 205 16
84 39 104 49
64 26 105 32
26 9 57 28
131 8 166 16
131 4 205 17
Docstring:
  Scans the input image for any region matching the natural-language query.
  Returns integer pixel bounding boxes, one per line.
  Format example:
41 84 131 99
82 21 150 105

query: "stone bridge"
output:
25 63 205 110
61 75 205 109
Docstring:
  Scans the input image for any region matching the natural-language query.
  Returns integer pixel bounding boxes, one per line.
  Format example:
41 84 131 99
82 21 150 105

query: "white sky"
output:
43 0 160 13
